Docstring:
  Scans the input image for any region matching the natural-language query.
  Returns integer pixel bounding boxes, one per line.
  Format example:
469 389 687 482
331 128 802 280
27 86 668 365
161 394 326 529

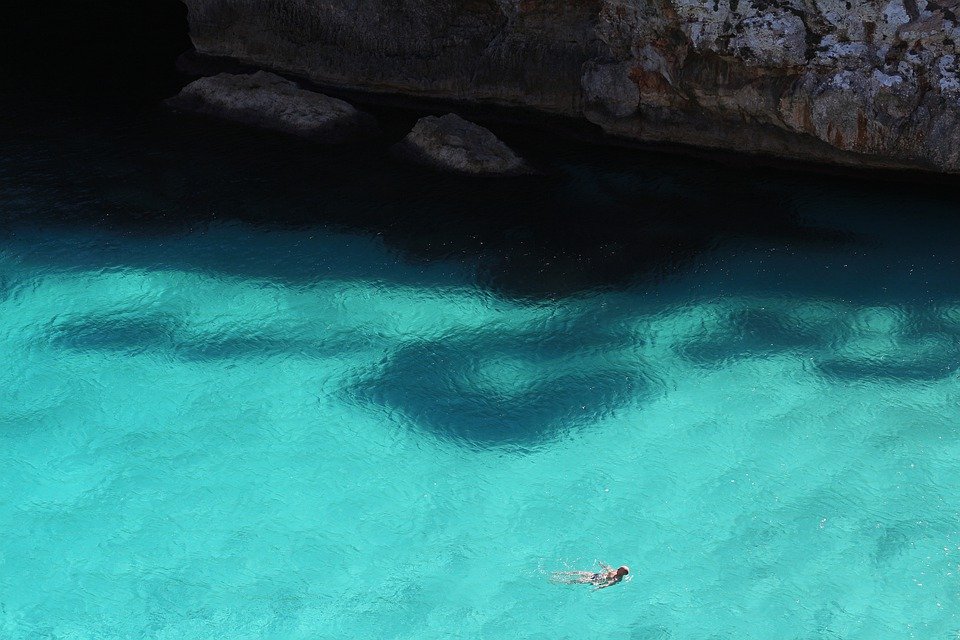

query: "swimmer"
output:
551 562 629 590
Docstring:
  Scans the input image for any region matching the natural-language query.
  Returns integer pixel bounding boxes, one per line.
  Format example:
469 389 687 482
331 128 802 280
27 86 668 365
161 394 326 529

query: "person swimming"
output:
551 562 629 590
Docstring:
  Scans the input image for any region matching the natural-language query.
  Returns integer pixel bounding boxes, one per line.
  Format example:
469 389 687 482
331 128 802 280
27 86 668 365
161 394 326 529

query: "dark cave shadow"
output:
0 98 855 302
3 0 190 102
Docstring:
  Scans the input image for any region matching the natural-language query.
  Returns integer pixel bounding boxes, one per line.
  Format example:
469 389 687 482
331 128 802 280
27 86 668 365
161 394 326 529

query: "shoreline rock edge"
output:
182 0 960 173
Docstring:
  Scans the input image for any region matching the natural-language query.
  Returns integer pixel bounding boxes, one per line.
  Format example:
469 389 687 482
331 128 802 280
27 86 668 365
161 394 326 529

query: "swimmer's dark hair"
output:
617 566 630 576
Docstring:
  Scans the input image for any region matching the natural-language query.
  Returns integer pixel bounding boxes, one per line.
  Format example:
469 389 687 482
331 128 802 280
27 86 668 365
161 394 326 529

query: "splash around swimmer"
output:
551 562 629 590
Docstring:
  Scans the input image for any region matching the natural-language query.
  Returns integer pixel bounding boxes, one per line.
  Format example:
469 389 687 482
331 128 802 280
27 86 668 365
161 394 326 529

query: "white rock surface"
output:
393 114 533 176
167 71 377 142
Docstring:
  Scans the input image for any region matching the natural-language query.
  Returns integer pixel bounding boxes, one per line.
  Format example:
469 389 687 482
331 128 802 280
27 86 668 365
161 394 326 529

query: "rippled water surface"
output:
2 92 960 639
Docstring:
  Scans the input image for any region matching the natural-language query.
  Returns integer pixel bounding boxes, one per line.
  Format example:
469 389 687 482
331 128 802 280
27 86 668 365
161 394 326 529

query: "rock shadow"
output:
347 321 653 446
173 332 357 363
675 303 960 383
50 311 182 355
677 307 827 366
815 357 960 383
48 311 359 362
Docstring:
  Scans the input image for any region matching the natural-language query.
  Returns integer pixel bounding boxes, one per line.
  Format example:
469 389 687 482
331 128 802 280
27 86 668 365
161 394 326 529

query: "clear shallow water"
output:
2 94 960 639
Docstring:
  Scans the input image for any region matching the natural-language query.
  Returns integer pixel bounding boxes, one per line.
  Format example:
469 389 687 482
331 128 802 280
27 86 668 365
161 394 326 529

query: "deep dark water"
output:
2 86 957 303
0 91 862 298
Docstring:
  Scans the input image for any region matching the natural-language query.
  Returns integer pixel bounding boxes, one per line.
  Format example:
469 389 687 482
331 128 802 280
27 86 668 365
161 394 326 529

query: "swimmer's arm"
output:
597 561 613 572
592 581 615 591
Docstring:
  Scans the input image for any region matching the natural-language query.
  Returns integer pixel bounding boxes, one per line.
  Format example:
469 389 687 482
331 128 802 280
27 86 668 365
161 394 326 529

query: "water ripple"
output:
4 90 960 638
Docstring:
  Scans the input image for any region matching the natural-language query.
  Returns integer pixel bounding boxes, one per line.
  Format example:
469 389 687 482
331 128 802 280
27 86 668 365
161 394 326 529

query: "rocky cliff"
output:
183 0 960 172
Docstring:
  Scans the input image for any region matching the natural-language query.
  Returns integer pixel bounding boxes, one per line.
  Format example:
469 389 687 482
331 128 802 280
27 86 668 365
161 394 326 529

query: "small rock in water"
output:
166 71 378 142
393 113 533 176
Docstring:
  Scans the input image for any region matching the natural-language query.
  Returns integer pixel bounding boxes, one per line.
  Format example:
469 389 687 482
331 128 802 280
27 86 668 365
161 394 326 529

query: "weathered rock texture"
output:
167 71 377 141
394 113 533 175
183 0 960 172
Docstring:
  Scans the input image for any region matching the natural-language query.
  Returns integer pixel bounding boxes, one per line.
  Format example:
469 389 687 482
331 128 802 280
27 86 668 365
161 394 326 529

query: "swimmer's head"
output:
617 566 630 577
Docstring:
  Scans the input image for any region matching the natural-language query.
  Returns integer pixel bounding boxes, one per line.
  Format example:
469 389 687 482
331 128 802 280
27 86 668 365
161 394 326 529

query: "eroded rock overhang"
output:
182 0 960 172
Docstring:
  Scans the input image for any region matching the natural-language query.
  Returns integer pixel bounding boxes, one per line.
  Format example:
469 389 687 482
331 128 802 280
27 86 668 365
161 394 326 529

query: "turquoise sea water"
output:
2 95 960 639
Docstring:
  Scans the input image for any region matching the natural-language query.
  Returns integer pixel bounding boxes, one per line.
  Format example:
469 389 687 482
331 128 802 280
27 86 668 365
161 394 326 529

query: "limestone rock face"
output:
182 0 960 172
166 71 377 142
393 114 532 176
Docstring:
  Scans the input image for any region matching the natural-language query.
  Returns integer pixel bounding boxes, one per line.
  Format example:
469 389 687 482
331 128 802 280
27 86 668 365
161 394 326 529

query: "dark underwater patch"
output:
348 327 651 446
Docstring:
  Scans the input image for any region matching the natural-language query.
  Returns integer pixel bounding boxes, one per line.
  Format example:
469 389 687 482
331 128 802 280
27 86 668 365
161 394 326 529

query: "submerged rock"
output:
393 114 532 176
166 71 377 142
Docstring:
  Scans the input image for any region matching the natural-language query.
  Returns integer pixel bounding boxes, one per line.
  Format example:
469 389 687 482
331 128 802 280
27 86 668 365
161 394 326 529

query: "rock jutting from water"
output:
182 0 960 173
393 114 533 176
166 71 378 142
